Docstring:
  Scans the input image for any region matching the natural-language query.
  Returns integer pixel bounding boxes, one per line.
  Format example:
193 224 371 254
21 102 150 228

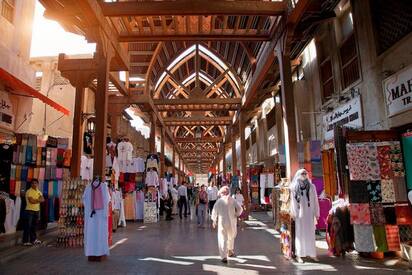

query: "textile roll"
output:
43 181 49 197
366 181 382 203
9 180 15 196
21 166 28 181
57 148 65 168
346 144 380 181
385 225 401 251
10 164 16 180
373 225 388 252
349 203 371 225
63 150 71 167
48 181 53 197
27 167 33 182
393 177 408 202
381 179 396 203
38 168 45 180
14 181 21 197
377 145 393 180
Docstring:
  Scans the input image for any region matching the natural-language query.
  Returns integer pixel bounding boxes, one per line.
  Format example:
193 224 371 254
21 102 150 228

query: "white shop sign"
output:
0 91 15 131
323 96 363 141
383 64 412 117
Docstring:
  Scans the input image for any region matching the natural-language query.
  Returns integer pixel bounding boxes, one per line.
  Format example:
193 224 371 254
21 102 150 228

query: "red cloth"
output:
395 205 412 225
385 225 401 251
317 198 332 230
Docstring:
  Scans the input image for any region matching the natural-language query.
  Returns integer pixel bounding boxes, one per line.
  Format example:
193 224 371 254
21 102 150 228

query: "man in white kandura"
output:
211 186 243 263
290 168 320 263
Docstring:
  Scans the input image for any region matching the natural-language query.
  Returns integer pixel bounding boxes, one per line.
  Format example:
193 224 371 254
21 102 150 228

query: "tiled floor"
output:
0 211 410 274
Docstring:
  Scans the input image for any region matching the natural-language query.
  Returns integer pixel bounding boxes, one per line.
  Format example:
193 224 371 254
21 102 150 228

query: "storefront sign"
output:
323 96 363 141
0 91 15 131
383 64 412 117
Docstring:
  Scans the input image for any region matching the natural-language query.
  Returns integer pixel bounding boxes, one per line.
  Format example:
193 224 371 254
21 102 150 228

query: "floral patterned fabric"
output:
377 145 393 180
347 144 380 181
385 225 401 251
367 181 382 203
348 181 369 203
381 179 396 203
349 203 371 225
370 203 386 225
354 224 376 252
390 143 405 177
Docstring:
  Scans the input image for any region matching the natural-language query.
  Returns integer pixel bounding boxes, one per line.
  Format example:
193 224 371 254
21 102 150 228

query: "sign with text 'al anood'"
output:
323 96 363 141
383 64 412 117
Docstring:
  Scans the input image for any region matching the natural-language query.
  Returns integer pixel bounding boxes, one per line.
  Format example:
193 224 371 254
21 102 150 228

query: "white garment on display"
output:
211 195 243 259
233 193 244 208
105 154 113 168
260 173 275 188
112 157 120 182
113 190 122 210
146 158 159 170
82 181 111 257
134 157 145 173
80 156 93 180
119 198 126 227
290 169 320 258
145 170 159 187
4 198 16 234
13 197 21 228
160 179 168 197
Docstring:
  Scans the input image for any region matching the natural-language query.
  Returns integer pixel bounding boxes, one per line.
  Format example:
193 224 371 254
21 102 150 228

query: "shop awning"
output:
0 68 70 116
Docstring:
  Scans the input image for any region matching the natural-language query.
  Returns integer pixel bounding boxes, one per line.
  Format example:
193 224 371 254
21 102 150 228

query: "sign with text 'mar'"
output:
383 64 412 117
323 96 363 141
0 90 15 131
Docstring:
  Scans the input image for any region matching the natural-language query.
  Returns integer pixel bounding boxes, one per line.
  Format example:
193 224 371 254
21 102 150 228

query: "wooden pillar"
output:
222 143 227 180
276 44 299 180
172 146 176 176
239 112 249 216
93 47 111 178
110 114 120 142
149 113 156 154
160 127 165 177
231 126 237 176
71 85 85 178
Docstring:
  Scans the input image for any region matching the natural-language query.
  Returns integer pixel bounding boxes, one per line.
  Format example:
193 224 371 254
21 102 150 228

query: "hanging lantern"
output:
87 118 96 134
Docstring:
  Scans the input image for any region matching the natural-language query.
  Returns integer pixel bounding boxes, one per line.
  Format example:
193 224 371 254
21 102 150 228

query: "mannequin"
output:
290 169 320 263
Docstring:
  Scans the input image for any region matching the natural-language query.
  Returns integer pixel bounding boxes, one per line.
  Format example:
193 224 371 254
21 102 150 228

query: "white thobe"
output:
83 182 111 256
290 183 319 258
211 196 243 259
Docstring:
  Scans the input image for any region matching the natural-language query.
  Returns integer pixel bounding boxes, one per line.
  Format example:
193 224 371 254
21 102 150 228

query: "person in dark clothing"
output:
164 190 174 221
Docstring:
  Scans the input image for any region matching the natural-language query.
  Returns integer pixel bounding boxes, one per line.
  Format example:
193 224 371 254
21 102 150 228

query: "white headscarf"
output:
291 168 312 208
218 186 230 197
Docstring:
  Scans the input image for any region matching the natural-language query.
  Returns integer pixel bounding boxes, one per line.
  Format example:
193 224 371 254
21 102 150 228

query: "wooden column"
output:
239 112 249 216
93 47 112 178
231 126 237 176
276 44 299 180
160 127 165 177
71 85 85 178
222 143 227 180
149 112 157 154
172 146 176 176
110 114 120 142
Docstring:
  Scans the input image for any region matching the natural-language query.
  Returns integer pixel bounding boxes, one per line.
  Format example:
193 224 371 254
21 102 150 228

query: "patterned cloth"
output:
383 205 397 225
370 203 386 225
381 179 396 203
349 204 371 225
393 177 408 202
395 205 412 225
347 144 370 181
377 145 393 179
366 181 382 202
399 225 412 242
348 181 369 203
390 142 405 177
354 224 376 252
385 225 401 251
373 225 388 252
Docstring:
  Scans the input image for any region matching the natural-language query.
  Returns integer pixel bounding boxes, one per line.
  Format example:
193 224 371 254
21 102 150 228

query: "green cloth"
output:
402 134 412 190
373 225 388 252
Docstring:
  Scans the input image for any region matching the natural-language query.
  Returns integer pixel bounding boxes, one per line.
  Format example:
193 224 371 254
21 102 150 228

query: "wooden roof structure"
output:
40 0 340 174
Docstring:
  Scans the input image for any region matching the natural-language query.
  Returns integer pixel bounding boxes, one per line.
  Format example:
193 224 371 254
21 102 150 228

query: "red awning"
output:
0 67 70 116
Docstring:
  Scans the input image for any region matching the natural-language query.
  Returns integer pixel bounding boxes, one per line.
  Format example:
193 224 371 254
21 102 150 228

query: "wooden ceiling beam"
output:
175 137 223 143
118 34 270 42
154 98 241 106
100 1 287 17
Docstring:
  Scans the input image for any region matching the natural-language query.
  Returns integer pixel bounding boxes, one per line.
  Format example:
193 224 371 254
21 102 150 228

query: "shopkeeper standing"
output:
23 179 44 246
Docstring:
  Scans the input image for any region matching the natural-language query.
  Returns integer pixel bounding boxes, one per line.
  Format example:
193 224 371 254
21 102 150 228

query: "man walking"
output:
207 182 218 215
211 186 243 263
178 182 188 219
196 185 208 228
23 179 44 246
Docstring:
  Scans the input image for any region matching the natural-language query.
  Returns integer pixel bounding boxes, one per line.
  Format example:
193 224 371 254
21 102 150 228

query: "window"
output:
316 35 335 102
339 33 360 89
1 0 15 23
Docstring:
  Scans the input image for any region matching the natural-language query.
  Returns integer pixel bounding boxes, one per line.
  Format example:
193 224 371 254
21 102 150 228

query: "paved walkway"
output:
0 211 410 274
